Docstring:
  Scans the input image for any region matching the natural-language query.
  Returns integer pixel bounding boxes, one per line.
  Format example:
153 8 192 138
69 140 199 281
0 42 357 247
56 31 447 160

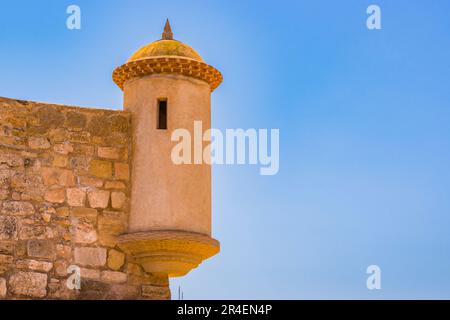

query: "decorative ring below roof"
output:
113 56 222 92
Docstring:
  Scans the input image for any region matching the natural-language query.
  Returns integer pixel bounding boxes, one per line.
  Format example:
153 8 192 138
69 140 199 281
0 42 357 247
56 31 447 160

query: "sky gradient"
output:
1 0 450 299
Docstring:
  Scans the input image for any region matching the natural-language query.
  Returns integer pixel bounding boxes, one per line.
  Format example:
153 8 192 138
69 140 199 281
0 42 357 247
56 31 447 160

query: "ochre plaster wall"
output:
124 74 212 236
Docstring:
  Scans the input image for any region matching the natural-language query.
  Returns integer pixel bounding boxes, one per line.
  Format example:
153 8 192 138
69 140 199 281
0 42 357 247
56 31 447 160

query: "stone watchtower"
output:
0 20 221 300
113 20 222 278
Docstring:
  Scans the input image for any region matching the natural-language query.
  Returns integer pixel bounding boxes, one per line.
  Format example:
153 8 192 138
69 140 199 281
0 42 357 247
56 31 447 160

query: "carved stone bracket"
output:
118 230 220 277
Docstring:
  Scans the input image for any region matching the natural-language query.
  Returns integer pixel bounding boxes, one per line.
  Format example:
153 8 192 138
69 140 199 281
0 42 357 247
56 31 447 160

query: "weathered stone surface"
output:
54 260 68 277
80 267 101 280
69 131 91 144
105 284 139 300
72 144 95 156
88 115 129 136
48 278 77 299
0 189 9 200
107 249 125 271
19 225 52 240
0 277 6 298
79 176 103 188
70 219 97 244
15 241 27 256
108 115 129 134
37 106 65 128
104 181 126 190
0 153 24 167
114 163 130 180
98 147 121 160
101 270 127 283
1 201 35 216
126 263 144 277
28 137 51 150
111 191 126 209
66 112 87 130
78 279 109 300
53 142 74 155
0 254 14 274
71 207 98 220
89 160 112 178
88 190 110 209
0 253 14 263
98 212 126 247
52 155 68 168
0 242 14 255
56 207 70 217
16 259 53 272
44 188 65 203
87 117 109 136
70 157 89 174
74 247 107 267
141 285 171 300
0 216 17 240
66 188 86 207
0 168 12 187
41 167 75 186
10 174 44 197
9 271 47 298
144 274 169 287
56 244 72 260
48 128 68 144
27 240 55 259
41 211 52 223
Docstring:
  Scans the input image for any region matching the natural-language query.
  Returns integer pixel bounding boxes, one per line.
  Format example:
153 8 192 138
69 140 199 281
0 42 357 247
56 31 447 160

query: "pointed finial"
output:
162 19 173 40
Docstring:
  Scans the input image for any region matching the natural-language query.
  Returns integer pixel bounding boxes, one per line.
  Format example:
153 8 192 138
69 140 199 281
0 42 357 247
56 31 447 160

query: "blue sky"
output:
1 0 450 299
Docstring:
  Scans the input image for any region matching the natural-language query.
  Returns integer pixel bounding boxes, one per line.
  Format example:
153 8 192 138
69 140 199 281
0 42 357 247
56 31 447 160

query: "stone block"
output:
114 163 129 180
101 271 127 284
27 240 55 259
44 188 65 203
104 181 126 190
56 244 72 260
66 188 86 207
70 219 97 244
71 207 98 221
16 259 53 272
0 277 6 298
53 142 74 155
89 160 112 178
98 147 121 160
0 216 17 240
111 191 126 209
1 201 35 216
107 249 125 271
28 137 51 150
0 242 14 255
80 267 101 280
74 247 107 267
52 155 68 168
65 112 87 130
79 176 104 188
141 285 171 300
88 190 110 209
9 271 47 298
41 167 76 186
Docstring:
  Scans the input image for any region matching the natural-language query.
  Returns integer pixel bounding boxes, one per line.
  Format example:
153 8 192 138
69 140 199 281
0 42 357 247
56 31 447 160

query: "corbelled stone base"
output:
118 230 220 277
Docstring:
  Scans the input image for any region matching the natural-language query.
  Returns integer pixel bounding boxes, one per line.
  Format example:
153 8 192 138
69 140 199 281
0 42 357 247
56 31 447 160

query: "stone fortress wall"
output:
0 97 170 299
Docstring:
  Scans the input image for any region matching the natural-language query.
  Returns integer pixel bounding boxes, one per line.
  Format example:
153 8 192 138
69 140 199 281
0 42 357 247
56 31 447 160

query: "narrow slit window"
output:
157 99 167 129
